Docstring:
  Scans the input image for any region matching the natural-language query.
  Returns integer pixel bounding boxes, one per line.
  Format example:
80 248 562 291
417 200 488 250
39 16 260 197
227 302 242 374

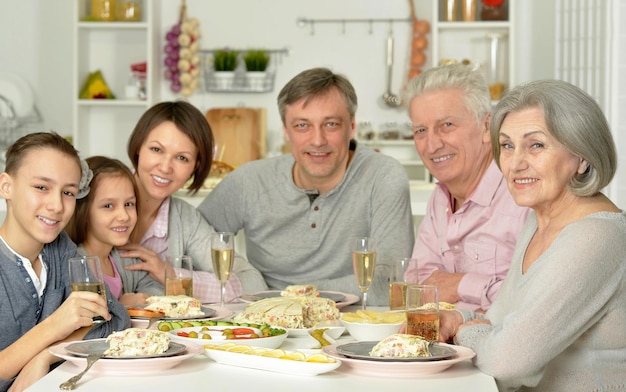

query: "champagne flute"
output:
68 255 107 324
211 232 235 307
352 237 377 310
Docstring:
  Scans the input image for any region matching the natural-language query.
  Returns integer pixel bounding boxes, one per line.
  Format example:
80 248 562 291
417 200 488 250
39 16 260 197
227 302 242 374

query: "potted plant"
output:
212 49 239 89
243 49 270 91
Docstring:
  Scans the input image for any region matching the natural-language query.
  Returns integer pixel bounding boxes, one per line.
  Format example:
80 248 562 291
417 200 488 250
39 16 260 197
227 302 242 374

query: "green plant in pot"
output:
244 50 270 72
213 49 239 72
212 49 239 89
244 50 270 91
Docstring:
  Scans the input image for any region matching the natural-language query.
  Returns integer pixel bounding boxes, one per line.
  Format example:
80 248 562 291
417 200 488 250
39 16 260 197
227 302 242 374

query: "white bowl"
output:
169 326 287 349
340 318 403 341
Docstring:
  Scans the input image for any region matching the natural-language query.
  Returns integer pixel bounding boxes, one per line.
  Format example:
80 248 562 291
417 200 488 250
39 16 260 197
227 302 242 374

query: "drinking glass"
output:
211 232 235 307
406 285 439 341
68 255 107 324
165 255 193 297
389 257 417 310
352 237 377 310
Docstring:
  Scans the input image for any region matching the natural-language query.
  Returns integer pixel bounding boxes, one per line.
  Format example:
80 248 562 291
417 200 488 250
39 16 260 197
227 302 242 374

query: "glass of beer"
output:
352 237 377 311
165 255 193 297
406 285 439 341
389 257 416 310
68 255 107 324
211 232 235 307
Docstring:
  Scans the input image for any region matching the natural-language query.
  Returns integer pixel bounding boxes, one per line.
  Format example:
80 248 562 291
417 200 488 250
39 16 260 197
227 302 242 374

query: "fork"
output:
58 352 104 390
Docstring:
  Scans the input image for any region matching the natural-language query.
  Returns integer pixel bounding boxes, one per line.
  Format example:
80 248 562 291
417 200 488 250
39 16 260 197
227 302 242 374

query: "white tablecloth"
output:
26 305 497 392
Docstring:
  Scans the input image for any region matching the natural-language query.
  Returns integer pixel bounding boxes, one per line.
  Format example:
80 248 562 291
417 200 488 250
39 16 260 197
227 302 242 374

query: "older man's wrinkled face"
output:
409 88 491 190
283 87 355 194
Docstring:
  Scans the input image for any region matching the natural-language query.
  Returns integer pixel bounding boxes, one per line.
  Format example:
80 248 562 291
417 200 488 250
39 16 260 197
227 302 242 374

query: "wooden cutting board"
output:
205 108 267 167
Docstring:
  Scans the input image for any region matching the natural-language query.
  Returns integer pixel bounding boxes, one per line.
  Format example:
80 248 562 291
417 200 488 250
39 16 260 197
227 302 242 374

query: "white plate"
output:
239 290 360 309
323 343 475 378
169 326 288 349
204 346 341 376
49 340 204 375
65 339 187 359
130 305 233 329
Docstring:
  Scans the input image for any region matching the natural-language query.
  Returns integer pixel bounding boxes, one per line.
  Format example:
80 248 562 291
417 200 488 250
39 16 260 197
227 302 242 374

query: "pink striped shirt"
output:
406 161 529 310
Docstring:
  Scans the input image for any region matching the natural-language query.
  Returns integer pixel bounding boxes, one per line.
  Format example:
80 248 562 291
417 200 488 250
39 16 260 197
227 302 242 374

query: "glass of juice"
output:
165 255 193 297
406 285 439 341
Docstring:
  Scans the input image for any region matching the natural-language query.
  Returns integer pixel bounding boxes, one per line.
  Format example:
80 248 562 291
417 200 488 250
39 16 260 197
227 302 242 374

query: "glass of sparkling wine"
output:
211 232 235 307
165 256 193 297
406 285 440 341
352 237 377 311
68 255 107 324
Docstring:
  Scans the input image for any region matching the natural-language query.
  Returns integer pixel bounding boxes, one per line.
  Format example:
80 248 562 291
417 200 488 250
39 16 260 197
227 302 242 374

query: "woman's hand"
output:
119 292 149 306
118 243 168 284
438 310 465 342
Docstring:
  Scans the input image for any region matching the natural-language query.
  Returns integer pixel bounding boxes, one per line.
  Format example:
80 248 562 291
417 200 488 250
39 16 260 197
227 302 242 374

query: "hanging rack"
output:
296 17 411 35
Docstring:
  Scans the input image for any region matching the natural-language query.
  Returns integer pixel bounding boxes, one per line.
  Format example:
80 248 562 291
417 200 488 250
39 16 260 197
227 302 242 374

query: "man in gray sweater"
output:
198 67 414 306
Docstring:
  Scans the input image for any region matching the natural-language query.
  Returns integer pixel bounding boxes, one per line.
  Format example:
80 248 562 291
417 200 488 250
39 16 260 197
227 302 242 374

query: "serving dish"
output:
340 318 403 341
49 339 203 375
239 290 359 309
128 305 216 320
204 344 341 376
169 326 288 349
323 343 475 378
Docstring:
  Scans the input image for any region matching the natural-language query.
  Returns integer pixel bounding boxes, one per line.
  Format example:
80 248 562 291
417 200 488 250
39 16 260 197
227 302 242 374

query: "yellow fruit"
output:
281 352 307 361
259 349 286 358
306 354 335 363
226 345 255 354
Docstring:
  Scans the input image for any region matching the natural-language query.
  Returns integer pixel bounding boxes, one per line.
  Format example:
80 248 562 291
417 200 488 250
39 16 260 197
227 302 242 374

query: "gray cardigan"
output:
0 232 130 390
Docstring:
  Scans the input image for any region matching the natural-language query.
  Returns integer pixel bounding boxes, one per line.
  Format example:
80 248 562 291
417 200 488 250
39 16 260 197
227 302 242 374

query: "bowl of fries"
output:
340 310 405 341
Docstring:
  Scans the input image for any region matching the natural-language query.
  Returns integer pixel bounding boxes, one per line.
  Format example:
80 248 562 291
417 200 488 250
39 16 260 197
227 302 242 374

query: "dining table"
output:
26 303 498 392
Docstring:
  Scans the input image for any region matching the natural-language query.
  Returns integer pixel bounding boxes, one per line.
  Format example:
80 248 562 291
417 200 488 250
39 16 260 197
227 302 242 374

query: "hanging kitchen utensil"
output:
383 26 402 107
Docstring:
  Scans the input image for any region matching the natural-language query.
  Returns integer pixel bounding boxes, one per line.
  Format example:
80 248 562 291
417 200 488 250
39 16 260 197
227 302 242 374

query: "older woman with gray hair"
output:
438 79 626 391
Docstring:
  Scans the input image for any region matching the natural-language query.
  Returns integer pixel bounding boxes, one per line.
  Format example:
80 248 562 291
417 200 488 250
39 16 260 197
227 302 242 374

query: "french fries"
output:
341 310 406 324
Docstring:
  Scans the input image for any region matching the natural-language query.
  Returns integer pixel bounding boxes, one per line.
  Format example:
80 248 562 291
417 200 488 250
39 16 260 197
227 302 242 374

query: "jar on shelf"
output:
442 0 459 21
486 33 507 100
461 0 477 22
91 0 117 21
480 0 507 21
117 1 141 22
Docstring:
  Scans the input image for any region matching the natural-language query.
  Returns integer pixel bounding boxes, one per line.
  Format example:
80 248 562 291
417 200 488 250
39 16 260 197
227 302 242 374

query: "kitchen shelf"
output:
77 21 149 29
76 98 151 107
73 0 159 165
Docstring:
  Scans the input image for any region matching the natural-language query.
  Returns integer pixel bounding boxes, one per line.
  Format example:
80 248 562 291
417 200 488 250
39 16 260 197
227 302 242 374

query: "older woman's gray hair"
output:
491 79 616 197
406 63 491 126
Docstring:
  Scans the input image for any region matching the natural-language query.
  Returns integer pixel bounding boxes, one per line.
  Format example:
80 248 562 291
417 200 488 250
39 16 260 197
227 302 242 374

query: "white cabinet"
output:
429 0 515 99
73 0 159 164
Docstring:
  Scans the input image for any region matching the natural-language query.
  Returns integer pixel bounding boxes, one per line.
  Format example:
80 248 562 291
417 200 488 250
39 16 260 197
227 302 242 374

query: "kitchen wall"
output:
2 0 556 155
